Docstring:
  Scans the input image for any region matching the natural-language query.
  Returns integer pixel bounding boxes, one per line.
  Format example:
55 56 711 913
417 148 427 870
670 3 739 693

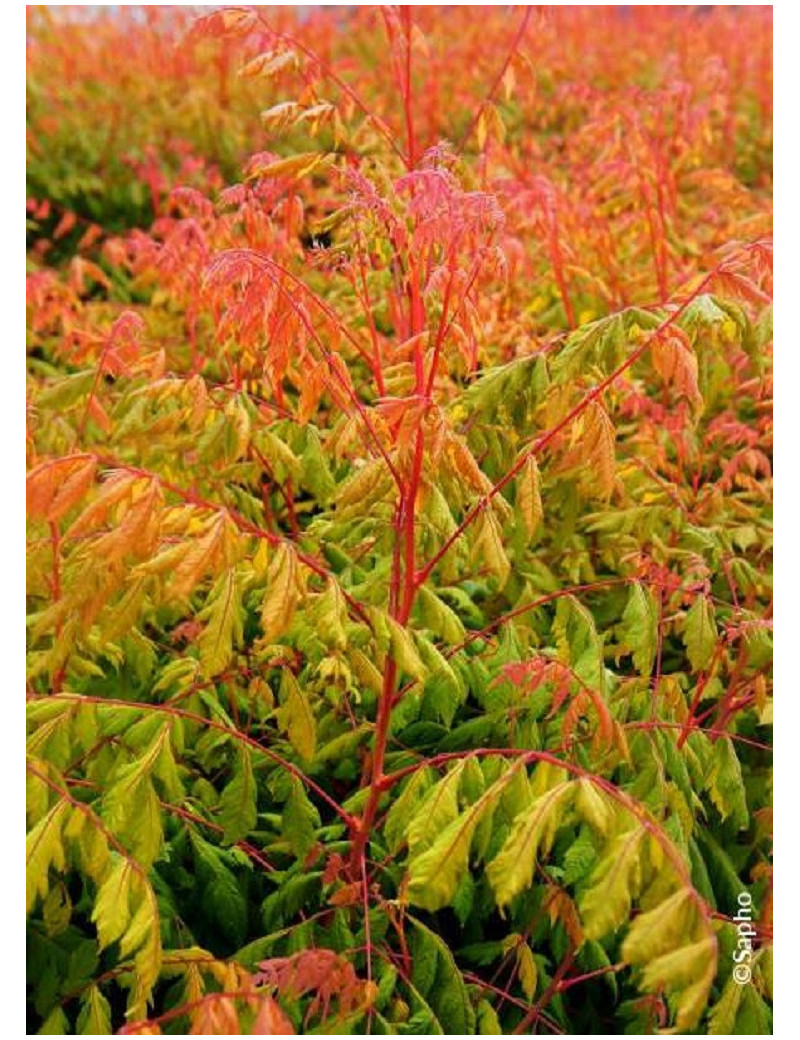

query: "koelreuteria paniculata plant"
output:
27 5 772 1035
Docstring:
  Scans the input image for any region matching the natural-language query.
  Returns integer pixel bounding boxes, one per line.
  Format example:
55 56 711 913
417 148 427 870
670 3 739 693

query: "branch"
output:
416 245 760 587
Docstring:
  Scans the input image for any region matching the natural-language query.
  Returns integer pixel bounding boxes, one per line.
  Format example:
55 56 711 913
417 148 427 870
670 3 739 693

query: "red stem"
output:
401 6 416 169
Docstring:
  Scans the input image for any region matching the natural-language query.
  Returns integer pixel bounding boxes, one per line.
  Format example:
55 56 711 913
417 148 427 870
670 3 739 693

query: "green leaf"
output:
385 769 433 853
476 999 502 1034
314 579 349 650
301 427 336 503
407 915 476 1034
383 611 427 682
683 596 717 672
620 583 658 676
406 762 465 857
563 827 598 885
416 585 466 644
708 976 745 1034
218 747 257 844
191 833 247 946
282 775 320 859
76 983 112 1035
102 725 171 866
706 736 748 829
553 595 605 694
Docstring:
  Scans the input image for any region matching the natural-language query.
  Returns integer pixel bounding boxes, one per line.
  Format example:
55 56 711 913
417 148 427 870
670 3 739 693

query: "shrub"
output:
27 6 772 1035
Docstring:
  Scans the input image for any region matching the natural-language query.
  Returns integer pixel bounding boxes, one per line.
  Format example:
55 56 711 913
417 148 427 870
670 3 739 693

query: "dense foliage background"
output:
26 5 772 1035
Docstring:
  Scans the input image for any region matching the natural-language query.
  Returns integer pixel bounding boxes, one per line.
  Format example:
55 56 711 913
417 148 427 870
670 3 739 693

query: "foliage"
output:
27 5 772 1035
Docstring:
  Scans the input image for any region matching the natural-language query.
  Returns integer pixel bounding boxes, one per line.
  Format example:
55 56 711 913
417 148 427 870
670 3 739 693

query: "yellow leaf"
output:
517 942 538 1000
261 543 303 644
517 454 543 539
471 508 510 587
487 781 574 908
277 668 316 761
575 778 614 836
92 857 133 949
26 800 69 912
198 570 241 678
248 152 328 182
240 49 297 79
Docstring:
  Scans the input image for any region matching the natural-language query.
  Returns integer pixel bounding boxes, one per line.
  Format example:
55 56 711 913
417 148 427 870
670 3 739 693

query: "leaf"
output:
47 458 98 523
373 609 426 682
385 769 434 853
553 595 606 695
563 827 599 885
92 857 132 950
38 1006 71 1034
620 583 658 676
248 151 328 181
517 942 538 1000
486 781 574 908
191 833 247 946
579 827 647 939
282 776 320 860
27 456 97 523
709 978 771 1035
26 800 69 913
241 49 298 79
252 995 296 1035
416 586 466 644
651 327 703 413
349 649 384 697
198 570 242 678
406 763 465 857
261 544 303 644
621 887 696 965
407 763 521 911
314 580 349 651
470 508 510 587
102 729 168 867
407 915 476 1034
639 936 716 1033
476 1000 502 1034
277 668 316 761
574 778 615 836
418 635 465 725
683 596 717 671
218 748 257 844
706 736 748 829
517 454 544 539
301 427 336 503
76 985 112 1035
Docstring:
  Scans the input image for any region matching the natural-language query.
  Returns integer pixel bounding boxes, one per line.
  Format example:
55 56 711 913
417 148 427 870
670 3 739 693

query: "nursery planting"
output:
26 5 773 1034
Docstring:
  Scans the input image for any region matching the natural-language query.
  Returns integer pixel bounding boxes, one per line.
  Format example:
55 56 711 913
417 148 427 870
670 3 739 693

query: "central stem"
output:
349 248 427 874
401 6 416 169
